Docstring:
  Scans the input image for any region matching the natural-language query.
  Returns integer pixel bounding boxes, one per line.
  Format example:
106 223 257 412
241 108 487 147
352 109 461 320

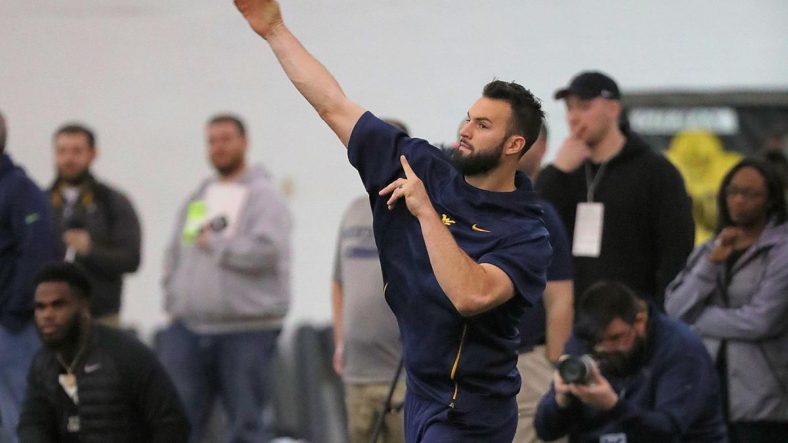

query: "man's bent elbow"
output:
453 293 503 317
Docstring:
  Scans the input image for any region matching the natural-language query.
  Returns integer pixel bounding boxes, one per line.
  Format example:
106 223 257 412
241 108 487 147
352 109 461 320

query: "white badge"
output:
67 415 80 432
600 433 627 443
572 202 604 257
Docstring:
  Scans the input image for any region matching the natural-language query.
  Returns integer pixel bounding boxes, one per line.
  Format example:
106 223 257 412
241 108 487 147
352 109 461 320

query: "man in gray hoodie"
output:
158 114 292 443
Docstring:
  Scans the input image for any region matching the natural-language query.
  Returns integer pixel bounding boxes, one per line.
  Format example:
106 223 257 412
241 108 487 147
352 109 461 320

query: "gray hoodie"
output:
665 221 788 422
162 165 291 333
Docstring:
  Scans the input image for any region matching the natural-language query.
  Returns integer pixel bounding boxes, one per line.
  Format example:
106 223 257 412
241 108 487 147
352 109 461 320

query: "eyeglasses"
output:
725 186 766 199
594 323 637 353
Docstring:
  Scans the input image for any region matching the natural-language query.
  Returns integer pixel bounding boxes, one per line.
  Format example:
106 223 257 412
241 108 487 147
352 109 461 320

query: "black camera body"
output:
557 355 595 384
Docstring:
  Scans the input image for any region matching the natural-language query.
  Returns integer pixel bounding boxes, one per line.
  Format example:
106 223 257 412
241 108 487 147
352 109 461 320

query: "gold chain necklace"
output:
56 345 86 392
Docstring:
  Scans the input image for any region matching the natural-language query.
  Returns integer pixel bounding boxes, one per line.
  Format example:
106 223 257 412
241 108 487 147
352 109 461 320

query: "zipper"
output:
448 322 468 408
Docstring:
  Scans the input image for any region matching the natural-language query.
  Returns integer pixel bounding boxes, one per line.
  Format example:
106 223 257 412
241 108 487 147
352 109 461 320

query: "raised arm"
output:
234 0 365 146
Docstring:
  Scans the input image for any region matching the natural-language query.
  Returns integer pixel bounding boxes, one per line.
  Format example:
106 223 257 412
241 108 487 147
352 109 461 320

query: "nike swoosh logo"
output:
84 363 101 373
471 224 490 233
25 213 40 225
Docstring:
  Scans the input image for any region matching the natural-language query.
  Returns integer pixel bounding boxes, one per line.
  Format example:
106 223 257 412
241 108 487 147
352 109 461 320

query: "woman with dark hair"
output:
666 158 788 442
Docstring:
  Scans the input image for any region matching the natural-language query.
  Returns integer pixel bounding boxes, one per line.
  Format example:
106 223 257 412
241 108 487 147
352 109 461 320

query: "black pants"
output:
729 421 788 443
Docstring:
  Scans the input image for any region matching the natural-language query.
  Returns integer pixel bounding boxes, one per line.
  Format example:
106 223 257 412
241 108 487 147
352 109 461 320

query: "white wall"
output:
2 0 786 338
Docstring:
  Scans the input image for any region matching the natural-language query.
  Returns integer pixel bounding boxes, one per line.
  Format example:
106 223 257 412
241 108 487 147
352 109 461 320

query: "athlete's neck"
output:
464 165 516 192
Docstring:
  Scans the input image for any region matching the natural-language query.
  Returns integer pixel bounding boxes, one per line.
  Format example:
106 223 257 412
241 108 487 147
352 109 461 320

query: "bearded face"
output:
451 138 505 176
594 332 647 378
34 281 85 351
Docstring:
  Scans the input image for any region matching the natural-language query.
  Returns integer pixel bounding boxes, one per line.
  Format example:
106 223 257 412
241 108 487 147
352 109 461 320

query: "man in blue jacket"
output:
234 1 551 441
535 280 727 442
0 110 56 443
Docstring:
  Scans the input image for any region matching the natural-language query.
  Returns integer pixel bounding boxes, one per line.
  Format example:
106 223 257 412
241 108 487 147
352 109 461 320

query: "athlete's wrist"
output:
415 205 439 224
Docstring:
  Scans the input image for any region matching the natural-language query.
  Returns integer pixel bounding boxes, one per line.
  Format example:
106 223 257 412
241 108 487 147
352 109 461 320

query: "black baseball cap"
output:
554 71 621 101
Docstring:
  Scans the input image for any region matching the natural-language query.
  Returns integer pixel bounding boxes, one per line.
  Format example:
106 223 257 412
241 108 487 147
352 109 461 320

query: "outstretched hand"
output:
234 0 284 39
379 155 434 219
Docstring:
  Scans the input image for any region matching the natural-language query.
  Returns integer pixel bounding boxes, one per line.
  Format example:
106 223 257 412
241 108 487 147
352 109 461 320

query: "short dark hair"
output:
482 80 545 156
0 110 7 154
717 158 788 232
574 280 643 344
759 149 788 191
54 123 96 149
208 114 246 137
34 263 92 300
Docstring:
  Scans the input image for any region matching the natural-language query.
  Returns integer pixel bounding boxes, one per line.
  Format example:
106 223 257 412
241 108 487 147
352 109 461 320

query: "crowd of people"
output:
1 0 786 442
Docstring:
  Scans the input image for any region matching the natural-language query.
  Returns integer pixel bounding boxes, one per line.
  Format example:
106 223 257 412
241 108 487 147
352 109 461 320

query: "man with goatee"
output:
159 114 292 443
47 123 141 326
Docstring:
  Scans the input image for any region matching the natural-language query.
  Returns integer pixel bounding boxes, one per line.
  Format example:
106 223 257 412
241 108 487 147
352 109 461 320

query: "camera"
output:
557 355 595 384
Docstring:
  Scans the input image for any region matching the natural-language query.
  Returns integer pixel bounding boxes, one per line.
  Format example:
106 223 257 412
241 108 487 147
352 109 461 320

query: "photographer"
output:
534 281 727 442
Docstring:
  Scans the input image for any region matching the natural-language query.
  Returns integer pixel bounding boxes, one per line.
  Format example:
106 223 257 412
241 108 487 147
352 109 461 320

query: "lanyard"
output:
584 161 609 202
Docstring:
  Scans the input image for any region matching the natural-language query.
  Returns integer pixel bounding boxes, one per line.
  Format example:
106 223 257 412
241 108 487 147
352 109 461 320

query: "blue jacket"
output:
535 310 727 442
0 154 55 331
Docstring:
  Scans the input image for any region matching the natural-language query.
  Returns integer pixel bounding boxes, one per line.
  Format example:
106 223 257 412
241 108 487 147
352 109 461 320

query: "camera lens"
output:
558 355 592 384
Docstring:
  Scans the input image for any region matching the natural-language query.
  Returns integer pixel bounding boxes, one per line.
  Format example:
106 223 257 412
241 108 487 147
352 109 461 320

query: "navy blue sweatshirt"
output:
535 310 727 442
0 154 56 331
348 112 551 411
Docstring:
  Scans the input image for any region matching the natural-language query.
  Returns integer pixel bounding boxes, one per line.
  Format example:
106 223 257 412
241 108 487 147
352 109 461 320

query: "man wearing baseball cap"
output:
536 71 694 308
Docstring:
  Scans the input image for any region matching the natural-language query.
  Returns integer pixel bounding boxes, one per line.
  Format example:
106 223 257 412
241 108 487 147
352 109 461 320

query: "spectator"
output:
536 71 694 306
47 123 142 326
332 196 404 443
666 158 788 443
535 280 727 442
514 124 574 443
17 263 189 442
159 114 292 443
0 110 56 443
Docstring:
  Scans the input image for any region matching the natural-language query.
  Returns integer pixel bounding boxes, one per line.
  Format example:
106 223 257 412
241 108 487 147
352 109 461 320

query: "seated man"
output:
534 280 727 443
17 263 190 443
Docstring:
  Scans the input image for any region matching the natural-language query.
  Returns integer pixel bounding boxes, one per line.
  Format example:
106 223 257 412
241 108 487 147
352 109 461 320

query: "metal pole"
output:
368 358 404 443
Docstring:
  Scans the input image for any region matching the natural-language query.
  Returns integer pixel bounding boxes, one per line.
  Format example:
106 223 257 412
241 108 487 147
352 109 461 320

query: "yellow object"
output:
183 200 208 245
666 130 741 244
